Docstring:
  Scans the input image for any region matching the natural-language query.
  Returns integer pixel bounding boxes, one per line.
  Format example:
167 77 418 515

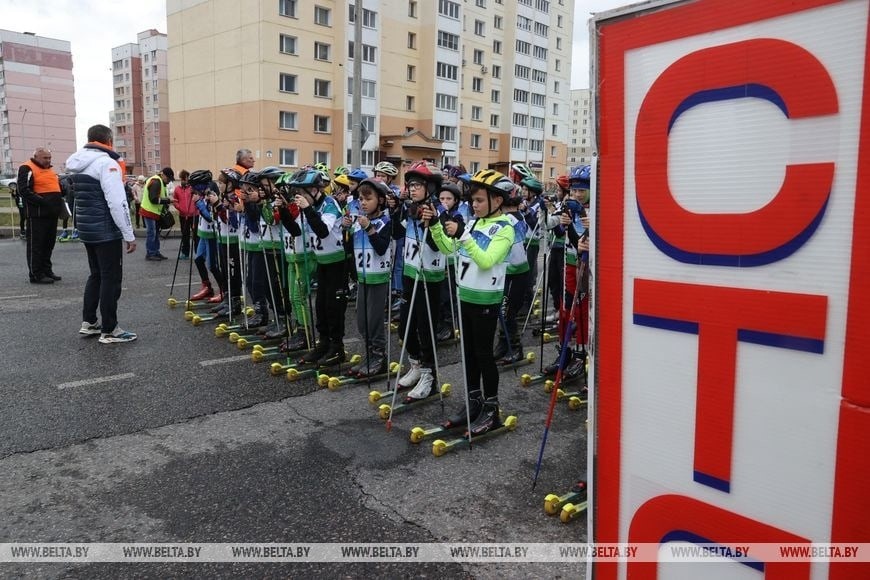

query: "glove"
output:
442 214 465 239
288 203 300 220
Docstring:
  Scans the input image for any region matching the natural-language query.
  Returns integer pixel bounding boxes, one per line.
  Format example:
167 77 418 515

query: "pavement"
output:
0 234 589 579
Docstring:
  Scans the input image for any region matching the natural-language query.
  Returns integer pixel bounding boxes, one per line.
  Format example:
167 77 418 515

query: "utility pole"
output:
350 1 363 168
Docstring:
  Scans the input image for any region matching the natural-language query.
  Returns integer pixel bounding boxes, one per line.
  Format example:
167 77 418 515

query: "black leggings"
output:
314 260 348 342
460 301 499 399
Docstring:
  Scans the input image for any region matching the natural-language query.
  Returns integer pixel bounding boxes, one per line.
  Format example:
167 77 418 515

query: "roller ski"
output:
324 362 401 392
190 303 253 326
544 481 588 523
496 351 536 372
377 382 451 420
432 412 518 457
367 357 426 404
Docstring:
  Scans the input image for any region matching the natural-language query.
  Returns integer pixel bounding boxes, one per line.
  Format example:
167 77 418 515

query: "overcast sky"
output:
2 0 632 146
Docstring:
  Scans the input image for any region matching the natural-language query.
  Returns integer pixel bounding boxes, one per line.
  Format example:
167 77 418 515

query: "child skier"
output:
188 170 221 301
495 189 530 363
425 169 515 435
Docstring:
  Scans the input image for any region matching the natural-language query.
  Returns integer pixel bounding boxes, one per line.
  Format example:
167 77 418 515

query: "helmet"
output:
334 174 353 188
333 165 350 176
314 162 330 174
240 170 261 186
569 165 591 188
520 176 543 194
348 168 368 182
510 163 535 183
556 174 571 191
289 169 325 188
220 168 243 186
358 177 392 200
457 173 472 185
258 166 285 182
404 161 443 185
447 164 467 179
373 161 398 177
188 169 213 186
439 183 462 201
470 169 514 199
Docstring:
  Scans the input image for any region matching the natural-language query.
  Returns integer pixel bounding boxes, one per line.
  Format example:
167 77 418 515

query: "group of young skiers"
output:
174 156 592 436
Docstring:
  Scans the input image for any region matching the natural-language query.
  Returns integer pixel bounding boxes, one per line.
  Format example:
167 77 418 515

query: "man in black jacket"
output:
17 147 64 283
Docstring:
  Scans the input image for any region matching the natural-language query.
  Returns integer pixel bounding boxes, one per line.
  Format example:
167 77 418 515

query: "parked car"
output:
0 177 17 194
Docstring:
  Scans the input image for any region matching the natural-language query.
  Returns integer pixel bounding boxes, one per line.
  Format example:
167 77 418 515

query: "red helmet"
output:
404 161 443 185
556 174 570 191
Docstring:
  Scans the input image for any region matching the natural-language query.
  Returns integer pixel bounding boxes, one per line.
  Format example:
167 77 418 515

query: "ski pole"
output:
168 227 183 301
453 243 474 451
418 227 444 414
386 268 421 431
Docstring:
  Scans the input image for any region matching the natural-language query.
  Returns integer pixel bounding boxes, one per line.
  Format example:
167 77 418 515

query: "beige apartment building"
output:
111 29 170 178
568 88 592 167
0 30 76 176
167 0 572 183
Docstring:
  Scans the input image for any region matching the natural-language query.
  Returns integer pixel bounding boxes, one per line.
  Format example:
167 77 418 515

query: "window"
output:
536 0 550 12
553 103 559 116
314 115 331 133
436 62 458 80
314 151 330 166
438 0 460 19
491 64 501 79
518 16 532 31
408 0 417 17
314 6 331 25
406 96 415 111
556 37 562 50
476 0 486 6
534 22 549 37
511 137 527 149
515 64 530 79
491 90 500 103
279 111 297 130
280 73 297 93
532 69 547 83
470 162 480 173
473 49 484 65
553 81 560 94
472 77 483 92
529 139 543 152
489 137 498 150
551 125 558 137
362 79 376 98
314 79 331 97
490 114 499 127
533 45 548 60
407 65 416 81
516 40 531 55
279 148 297 167
408 32 417 49
531 116 545 129
492 40 502 55
471 106 482 121
474 20 485 36
513 113 528 127
470 134 481 148
279 0 297 17
557 14 563 28
435 125 457 141
346 113 376 132
279 32 296 53
531 93 546 107
435 93 458 111
514 89 529 103
349 4 377 27
437 31 459 51
314 42 331 61
347 42 377 63
346 149 376 166
555 58 561 72
494 15 502 29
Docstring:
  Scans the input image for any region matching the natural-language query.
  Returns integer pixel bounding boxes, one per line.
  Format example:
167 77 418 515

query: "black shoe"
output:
245 308 269 328
146 255 162 261
441 392 483 429
299 340 329 364
357 353 387 378
544 347 575 376
467 399 501 436
436 325 454 343
46 272 62 281
282 330 310 352
210 300 228 314
156 253 169 260
499 348 523 364
30 276 54 284
263 323 288 340
318 342 346 366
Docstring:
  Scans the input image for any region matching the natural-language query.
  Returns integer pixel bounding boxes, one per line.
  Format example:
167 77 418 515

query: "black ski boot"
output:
318 340 346 366
436 323 454 343
441 390 483 429
348 352 369 376
299 339 329 364
357 349 387 378
245 303 269 328
282 328 310 352
263 321 288 340
467 398 501 436
215 297 241 317
544 345 575 376
210 299 227 314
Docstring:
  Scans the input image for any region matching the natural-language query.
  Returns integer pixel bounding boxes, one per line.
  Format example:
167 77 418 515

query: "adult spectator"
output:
234 148 255 174
172 169 196 259
65 124 138 343
139 167 174 260
131 176 144 228
17 147 64 283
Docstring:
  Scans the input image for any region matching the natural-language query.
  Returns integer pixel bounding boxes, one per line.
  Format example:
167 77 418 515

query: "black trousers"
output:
400 274 441 375
217 241 242 297
26 216 58 280
502 271 529 339
461 301 500 399
82 240 124 333
314 260 347 342
179 216 196 256
547 246 565 313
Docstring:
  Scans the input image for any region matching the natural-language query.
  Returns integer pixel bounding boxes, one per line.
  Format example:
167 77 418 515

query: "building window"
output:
438 0 460 19
553 81 560 94
314 42 331 61
470 161 480 173
491 65 501 79
531 93 546 107
518 16 532 31
347 42 377 63
511 137 526 149
550 145 557 156
314 6 331 26
534 22 549 37
532 69 547 83
473 49 484 65
516 40 531 55
280 73 297 93
362 79 376 98
514 89 529 103
280 34 297 55
349 4 377 27
314 151 330 166
436 62 458 80
529 140 543 152
347 113 376 132
489 137 498 150
557 14 563 27
279 111 298 130
406 96 415 111
470 134 481 149
472 77 483 92
515 64 530 79
437 31 459 51
533 45 548 60
492 40 502 55
347 149 377 166
314 79 331 97
435 93 458 111
494 15 502 29
279 0 297 17
408 0 417 17
555 58 561 72
536 0 550 12
513 113 528 127
279 148 297 167
556 37 562 50
435 125 457 141
407 32 417 49
531 116 545 129
490 114 499 128
407 65 416 82
476 0 486 6
491 90 500 104
471 106 482 121
314 115 331 133
474 20 485 36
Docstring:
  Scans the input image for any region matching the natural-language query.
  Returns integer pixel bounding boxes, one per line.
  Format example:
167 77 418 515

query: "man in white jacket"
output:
65 125 138 344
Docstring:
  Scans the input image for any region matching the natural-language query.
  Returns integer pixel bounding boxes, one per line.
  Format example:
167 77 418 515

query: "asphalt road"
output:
0 233 588 579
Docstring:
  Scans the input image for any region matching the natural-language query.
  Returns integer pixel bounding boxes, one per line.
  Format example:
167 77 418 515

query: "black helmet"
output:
258 166 285 182
240 170 261 186
188 169 213 186
220 168 242 186
439 183 462 202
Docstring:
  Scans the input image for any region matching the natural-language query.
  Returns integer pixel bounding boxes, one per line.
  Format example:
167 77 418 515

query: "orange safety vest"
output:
22 160 61 195
233 164 250 175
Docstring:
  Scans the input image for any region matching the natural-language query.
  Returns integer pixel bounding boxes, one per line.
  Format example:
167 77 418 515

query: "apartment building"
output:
111 29 170 177
0 30 76 176
167 0 573 181
568 88 592 167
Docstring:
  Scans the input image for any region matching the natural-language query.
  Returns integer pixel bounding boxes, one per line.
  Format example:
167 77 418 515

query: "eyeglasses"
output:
407 181 425 190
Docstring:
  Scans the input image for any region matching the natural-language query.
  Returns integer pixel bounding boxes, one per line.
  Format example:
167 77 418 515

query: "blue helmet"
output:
348 168 369 183
289 169 325 188
569 165 591 189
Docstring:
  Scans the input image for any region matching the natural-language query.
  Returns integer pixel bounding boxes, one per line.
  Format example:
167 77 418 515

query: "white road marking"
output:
199 354 251 367
0 294 38 300
57 373 136 390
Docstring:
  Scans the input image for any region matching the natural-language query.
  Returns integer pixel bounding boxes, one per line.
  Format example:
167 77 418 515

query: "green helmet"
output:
520 176 543 194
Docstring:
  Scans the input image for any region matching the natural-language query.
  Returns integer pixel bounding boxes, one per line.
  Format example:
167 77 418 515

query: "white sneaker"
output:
398 358 422 387
405 369 434 401
79 321 101 336
98 327 138 344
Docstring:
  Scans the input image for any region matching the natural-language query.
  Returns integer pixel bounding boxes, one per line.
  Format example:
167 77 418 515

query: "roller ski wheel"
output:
286 367 302 381
244 306 255 317
236 338 249 350
408 419 466 444
270 362 286 376
327 377 342 390
378 383 451 420
317 374 330 387
568 396 588 410
519 373 557 389
520 374 533 387
167 297 179 308
251 350 266 363
542 332 556 343
366 379 411 405
214 326 228 338
560 501 588 523
184 310 195 321
544 481 588 516
191 314 203 326
544 380 556 393
431 415 517 456
228 332 241 343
